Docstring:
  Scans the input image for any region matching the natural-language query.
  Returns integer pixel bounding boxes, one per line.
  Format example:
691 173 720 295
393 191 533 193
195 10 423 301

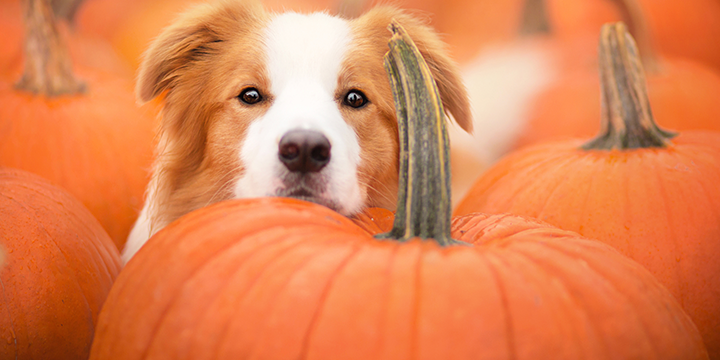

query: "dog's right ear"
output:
136 0 265 103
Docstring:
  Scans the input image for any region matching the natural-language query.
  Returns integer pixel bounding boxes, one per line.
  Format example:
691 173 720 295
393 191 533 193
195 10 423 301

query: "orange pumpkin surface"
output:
0 0 155 248
0 167 122 360
91 197 707 360
456 23 720 358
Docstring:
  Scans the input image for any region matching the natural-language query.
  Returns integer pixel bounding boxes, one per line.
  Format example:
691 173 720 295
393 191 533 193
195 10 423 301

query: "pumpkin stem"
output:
519 0 551 35
15 0 85 96
379 21 460 247
51 0 85 24
582 22 675 150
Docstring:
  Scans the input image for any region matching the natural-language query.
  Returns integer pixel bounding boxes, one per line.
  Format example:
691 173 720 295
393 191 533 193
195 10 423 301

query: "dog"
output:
122 0 472 263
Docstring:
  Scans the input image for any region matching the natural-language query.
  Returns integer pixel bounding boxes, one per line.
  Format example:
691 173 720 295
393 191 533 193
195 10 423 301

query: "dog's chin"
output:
276 187 340 213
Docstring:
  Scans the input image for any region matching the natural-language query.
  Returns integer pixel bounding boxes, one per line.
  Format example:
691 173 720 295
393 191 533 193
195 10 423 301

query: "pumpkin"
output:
0 0 156 249
636 0 720 71
455 23 720 358
90 22 707 360
0 167 122 360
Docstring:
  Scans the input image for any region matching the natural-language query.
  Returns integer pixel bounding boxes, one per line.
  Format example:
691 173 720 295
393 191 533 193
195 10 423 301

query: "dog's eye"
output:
239 88 262 105
343 90 367 109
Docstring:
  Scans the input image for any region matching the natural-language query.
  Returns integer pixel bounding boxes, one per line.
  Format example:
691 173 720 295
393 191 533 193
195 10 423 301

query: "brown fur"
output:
136 0 470 231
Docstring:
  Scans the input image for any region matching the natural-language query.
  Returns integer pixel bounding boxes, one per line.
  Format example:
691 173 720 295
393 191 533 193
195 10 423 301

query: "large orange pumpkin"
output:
455 23 720 358
0 0 156 248
0 167 122 359
90 22 707 360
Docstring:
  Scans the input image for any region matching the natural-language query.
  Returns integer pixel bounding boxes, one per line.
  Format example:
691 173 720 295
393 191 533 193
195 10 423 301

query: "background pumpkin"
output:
0 167 122 360
0 0 156 249
90 23 707 360
455 23 720 358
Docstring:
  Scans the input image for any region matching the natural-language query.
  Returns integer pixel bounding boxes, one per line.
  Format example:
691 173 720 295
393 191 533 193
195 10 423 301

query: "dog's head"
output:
138 0 471 230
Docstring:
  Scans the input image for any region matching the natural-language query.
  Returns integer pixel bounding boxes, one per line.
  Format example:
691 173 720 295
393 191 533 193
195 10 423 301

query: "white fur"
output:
234 12 363 215
123 205 152 263
450 42 558 203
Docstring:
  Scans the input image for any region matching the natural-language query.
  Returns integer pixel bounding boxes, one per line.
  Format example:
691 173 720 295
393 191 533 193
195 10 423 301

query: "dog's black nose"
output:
278 129 331 173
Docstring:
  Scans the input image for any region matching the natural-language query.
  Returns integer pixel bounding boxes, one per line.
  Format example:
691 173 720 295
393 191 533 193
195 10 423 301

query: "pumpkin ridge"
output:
514 240 650 357
377 242 402 356
167 230 312 359
650 155 684 308
572 157 604 235
116 225 293 358
0 277 18 358
482 252 518 360
496 244 606 358
406 241 425 359
188 227 343 360
297 242 366 360
22 182 120 284
163 227 328 359
221 234 333 358
9 181 120 283
523 238 695 357
619 155 635 256
531 153 592 222
0 190 95 319
489 149 576 214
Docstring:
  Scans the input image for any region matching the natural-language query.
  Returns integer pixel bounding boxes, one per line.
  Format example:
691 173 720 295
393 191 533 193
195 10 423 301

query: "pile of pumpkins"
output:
1 0 718 359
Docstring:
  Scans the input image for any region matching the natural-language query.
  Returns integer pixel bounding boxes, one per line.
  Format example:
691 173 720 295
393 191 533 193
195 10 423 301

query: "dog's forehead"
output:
263 12 352 94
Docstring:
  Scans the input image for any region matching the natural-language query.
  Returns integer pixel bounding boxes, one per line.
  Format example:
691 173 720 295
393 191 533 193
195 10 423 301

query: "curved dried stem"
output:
15 0 85 97
582 22 675 150
379 21 460 247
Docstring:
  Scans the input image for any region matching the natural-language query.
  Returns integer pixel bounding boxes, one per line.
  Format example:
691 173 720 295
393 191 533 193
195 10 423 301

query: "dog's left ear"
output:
355 7 473 133
136 0 265 103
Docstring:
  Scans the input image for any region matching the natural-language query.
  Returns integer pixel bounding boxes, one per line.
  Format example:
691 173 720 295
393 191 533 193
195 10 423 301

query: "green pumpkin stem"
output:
379 21 458 247
582 22 675 151
16 0 85 97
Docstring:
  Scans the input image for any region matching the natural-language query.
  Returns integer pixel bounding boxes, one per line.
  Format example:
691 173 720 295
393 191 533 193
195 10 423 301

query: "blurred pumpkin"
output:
0 0 156 248
455 23 720 358
0 167 122 360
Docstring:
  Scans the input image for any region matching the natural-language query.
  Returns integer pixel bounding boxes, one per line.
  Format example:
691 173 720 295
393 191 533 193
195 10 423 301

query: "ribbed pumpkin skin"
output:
0 168 122 359
90 197 707 360
455 132 720 358
0 67 155 248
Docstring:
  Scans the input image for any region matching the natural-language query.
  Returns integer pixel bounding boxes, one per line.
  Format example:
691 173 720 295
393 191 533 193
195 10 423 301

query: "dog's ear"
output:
136 0 265 103
354 7 473 133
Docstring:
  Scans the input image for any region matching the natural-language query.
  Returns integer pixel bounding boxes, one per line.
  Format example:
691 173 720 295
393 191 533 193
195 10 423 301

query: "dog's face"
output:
137 0 471 231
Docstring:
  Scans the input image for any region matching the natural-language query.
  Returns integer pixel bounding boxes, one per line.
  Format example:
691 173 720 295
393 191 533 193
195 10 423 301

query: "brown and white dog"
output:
122 0 471 263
